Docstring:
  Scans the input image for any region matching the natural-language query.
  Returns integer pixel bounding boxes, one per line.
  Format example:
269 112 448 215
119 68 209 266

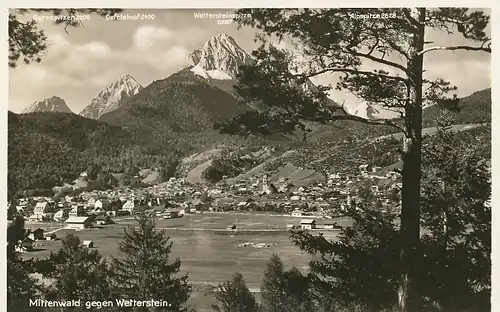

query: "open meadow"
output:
24 213 348 285
24 213 348 311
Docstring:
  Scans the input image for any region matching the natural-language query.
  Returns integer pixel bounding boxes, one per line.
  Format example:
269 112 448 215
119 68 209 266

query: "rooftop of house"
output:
65 216 89 223
96 198 112 204
300 219 316 224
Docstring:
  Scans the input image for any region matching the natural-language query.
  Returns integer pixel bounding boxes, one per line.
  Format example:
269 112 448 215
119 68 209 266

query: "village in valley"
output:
11 158 401 254
7 7 492 312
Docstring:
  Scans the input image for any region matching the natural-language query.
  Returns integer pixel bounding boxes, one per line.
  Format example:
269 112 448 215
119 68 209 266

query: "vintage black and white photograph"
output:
7 7 491 312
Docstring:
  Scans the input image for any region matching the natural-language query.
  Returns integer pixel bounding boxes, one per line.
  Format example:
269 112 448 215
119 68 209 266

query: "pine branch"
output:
297 68 410 86
347 48 409 74
418 43 491 55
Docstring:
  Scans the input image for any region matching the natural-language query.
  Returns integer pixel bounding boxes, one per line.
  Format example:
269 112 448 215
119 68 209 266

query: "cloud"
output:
133 25 174 50
424 59 490 96
76 42 112 57
162 46 189 68
47 33 71 50
9 23 195 112
23 66 49 82
8 99 26 113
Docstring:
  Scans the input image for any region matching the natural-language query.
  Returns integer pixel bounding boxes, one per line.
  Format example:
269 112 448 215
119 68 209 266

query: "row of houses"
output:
14 228 94 252
23 197 169 221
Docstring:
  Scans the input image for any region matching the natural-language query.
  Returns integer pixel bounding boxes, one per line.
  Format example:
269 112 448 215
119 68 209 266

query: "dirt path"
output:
45 227 72 235
372 123 483 142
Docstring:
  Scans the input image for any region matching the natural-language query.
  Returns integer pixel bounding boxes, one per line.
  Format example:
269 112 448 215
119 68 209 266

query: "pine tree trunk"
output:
398 8 425 312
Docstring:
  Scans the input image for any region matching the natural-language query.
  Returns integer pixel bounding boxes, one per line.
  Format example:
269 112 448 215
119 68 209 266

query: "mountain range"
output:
8 33 491 195
18 33 394 121
346 102 401 120
99 34 257 133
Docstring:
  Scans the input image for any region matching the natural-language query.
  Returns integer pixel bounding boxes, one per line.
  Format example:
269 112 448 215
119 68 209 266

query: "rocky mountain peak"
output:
23 96 73 114
79 74 143 119
183 33 253 80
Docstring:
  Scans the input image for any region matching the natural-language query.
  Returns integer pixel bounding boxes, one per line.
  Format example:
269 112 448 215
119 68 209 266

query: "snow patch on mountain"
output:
183 33 253 80
347 102 401 120
190 67 234 80
182 33 344 114
80 74 143 119
23 96 73 114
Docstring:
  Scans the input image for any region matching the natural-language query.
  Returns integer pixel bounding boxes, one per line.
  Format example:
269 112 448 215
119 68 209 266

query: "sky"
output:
8 8 491 114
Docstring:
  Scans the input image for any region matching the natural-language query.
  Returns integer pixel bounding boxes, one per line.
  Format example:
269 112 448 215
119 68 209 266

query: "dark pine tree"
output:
418 112 491 311
212 273 260 312
110 214 192 312
289 112 490 312
261 254 316 312
37 233 113 312
9 8 122 68
7 216 42 312
215 8 491 312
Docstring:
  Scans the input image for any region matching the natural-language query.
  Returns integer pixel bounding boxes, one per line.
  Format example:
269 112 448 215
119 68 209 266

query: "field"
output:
24 213 348 285
109 212 344 229
24 213 348 311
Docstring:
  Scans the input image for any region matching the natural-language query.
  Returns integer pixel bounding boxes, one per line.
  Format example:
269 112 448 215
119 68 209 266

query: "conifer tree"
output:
217 8 491 311
7 216 42 312
260 254 286 312
39 233 112 312
212 273 260 312
260 254 316 312
110 214 192 312
418 112 491 311
289 114 490 311
8 9 122 67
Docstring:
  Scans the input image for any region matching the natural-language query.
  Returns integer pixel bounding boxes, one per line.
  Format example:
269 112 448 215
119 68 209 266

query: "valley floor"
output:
24 212 346 285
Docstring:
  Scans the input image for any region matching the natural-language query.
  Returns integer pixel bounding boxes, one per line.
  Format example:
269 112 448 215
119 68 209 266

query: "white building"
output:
33 202 52 220
82 240 94 248
65 216 91 230
53 209 68 222
69 205 85 218
94 199 111 210
122 200 136 214
300 219 316 230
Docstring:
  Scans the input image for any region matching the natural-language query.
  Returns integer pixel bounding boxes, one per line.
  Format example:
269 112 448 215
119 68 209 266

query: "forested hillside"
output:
99 69 251 133
8 110 275 196
8 112 183 196
8 83 491 197
422 88 491 127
